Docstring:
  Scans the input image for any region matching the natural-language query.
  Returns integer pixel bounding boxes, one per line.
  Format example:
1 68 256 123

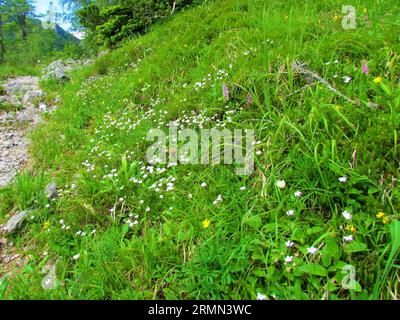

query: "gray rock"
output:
22 90 44 106
16 109 35 123
42 60 71 82
45 182 58 199
3 211 27 234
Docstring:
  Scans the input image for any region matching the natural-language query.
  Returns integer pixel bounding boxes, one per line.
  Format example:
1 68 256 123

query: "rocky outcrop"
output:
42 58 93 82
42 60 70 82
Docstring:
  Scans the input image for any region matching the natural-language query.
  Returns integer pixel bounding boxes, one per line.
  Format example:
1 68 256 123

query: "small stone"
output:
45 182 59 199
3 211 27 234
0 238 7 247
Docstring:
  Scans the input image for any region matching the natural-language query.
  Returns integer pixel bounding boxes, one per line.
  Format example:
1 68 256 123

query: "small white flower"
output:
145 207 150 212
343 235 354 242
307 247 318 254
286 210 295 216
276 180 286 189
240 186 246 191
294 191 302 197
213 194 223 205
285 240 294 248
73 253 80 260
339 176 347 183
201 182 207 188
257 293 267 300
342 210 352 220
284 256 293 263
343 76 352 84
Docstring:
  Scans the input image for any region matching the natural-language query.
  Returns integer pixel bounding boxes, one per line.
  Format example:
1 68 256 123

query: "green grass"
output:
0 64 41 81
0 0 399 300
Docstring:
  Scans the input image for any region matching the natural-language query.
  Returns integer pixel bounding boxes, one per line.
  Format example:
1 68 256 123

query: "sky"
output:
34 0 85 38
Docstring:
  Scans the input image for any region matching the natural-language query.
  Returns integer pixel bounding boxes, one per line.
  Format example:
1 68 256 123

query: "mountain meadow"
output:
0 0 399 300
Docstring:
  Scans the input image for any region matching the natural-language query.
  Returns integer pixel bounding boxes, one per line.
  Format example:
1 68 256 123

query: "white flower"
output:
257 293 267 300
343 235 354 242
276 180 286 189
339 176 347 183
307 247 318 254
213 194 223 205
201 182 207 188
285 240 294 248
73 253 80 260
294 191 302 197
240 186 246 191
343 76 352 84
342 210 352 220
286 210 295 216
145 207 150 212
284 256 293 263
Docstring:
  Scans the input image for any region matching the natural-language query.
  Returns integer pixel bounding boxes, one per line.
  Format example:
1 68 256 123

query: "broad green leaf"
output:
246 215 262 229
298 263 328 276
344 241 368 253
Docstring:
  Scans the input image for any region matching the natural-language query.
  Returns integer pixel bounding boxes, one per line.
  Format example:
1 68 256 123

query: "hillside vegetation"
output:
0 17 81 79
1 0 400 299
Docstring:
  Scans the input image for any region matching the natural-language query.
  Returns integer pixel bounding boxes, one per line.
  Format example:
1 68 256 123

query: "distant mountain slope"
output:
3 17 80 65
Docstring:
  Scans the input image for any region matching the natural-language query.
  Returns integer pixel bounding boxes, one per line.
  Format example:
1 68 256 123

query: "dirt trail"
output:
0 76 54 186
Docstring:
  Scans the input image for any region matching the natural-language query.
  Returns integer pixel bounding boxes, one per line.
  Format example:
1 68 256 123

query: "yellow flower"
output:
43 221 51 230
376 212 385 219
383 217 389 224
333 15 340 22
363 8 368 14
345 225 356 233
373 76 382 84
202 219 211 229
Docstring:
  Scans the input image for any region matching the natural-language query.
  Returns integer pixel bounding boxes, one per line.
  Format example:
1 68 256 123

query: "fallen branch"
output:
290 60 380 109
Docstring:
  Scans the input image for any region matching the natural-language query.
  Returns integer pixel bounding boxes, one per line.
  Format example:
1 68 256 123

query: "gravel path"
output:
0 76 52 187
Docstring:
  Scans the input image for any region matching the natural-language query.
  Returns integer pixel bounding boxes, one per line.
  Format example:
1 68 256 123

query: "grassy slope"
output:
1 0 400 299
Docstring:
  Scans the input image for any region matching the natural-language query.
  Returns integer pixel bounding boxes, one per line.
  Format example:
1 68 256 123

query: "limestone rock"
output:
2 211 27 234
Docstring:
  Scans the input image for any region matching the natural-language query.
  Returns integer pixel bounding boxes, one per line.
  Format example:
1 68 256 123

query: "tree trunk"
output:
171 1 176 14
0 12 5 64
18 13 27 41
